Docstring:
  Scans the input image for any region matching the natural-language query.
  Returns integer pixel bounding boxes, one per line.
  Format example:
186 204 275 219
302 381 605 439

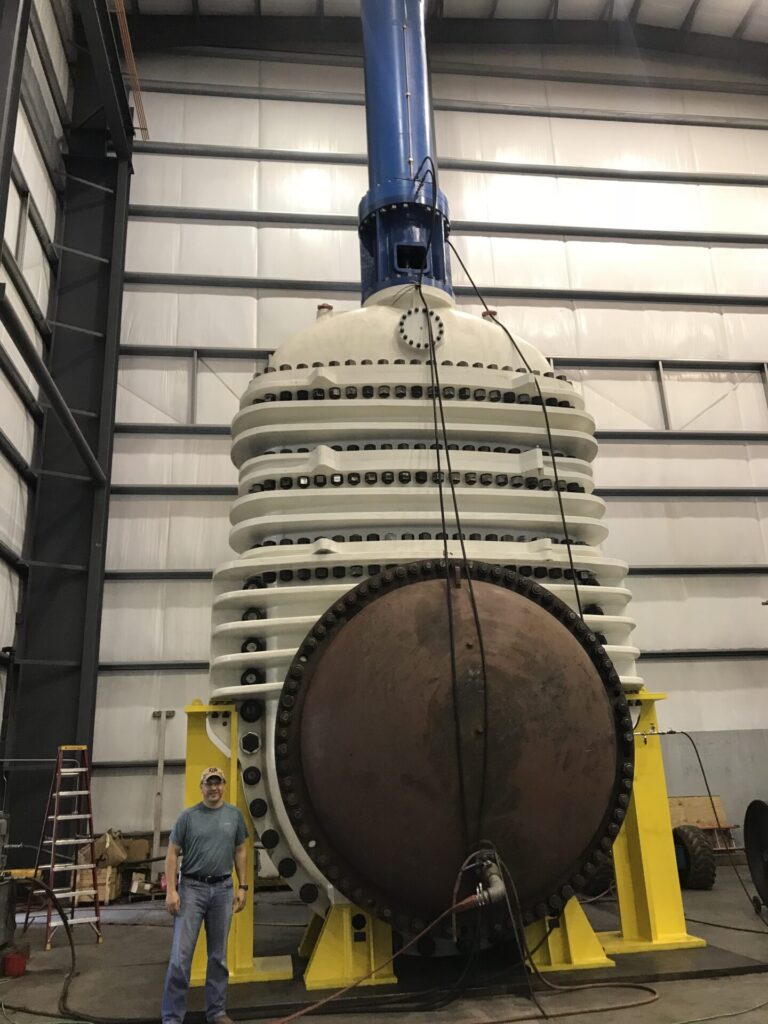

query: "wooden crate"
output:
668 795 740 851
669 795 732 830
76 865 122 905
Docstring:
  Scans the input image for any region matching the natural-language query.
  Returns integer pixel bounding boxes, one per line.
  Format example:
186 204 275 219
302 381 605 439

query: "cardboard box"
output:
130 872 153 896
93 831 127 868
121 838 151 865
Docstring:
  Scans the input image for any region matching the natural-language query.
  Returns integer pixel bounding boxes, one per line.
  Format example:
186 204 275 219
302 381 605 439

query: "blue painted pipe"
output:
361 0 433 195
358 0 452 303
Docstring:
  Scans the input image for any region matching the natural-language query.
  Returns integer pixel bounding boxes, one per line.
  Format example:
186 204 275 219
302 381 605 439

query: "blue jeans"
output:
161 877 234 1023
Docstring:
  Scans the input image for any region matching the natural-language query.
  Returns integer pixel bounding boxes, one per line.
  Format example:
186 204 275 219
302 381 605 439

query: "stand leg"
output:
304 905 397 991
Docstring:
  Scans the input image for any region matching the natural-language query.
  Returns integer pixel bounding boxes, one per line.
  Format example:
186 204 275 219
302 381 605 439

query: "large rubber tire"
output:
674 825 717 890
581 858 615 899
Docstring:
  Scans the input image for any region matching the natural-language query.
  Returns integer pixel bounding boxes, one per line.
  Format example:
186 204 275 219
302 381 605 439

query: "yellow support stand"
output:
184 701 294 985
303 905 397 991
599 693 705 955
526 897 615 972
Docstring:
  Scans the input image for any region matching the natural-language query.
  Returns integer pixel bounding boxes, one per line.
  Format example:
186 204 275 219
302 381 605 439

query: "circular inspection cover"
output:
275 561 633 930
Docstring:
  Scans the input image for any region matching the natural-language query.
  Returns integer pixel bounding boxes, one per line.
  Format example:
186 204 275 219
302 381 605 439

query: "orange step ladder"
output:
24 746 103 950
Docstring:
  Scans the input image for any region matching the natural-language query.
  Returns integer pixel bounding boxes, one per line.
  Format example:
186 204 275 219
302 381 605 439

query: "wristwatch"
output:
238 884 249 891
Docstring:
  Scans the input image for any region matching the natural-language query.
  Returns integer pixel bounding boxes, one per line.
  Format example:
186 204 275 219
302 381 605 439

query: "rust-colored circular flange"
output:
276 560 633 927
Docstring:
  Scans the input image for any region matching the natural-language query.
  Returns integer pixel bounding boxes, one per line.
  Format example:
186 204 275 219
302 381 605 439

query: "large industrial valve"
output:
275 560 634 931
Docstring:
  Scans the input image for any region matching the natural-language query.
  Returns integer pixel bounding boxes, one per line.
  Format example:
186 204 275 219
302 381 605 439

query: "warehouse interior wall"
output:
94 39 768 840
0 0 71 721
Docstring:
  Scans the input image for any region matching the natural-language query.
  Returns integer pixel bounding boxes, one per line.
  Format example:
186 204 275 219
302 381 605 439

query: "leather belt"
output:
182 873 231 884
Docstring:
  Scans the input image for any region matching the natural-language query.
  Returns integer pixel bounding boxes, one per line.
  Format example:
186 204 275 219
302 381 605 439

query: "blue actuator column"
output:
358 0 452 303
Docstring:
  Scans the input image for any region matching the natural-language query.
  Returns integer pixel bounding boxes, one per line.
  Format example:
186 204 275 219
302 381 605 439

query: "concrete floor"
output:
6 868 768 1024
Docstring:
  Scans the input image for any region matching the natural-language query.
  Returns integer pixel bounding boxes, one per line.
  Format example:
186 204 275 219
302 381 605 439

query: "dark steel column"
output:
0 0 32 242
2 12 132 856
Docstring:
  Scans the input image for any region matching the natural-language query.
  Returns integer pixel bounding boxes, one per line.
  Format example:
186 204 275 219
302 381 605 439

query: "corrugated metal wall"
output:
100 43 768 835
0 0 71 714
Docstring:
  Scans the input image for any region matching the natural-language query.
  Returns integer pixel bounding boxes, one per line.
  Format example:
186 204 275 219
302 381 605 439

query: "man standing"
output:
161 767 249 1024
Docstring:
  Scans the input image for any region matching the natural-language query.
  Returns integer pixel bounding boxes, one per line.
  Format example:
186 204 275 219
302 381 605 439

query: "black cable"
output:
415 157 491 852
492 850 659 1014
665 730 768 931
446 239 585 621
684 916 768 936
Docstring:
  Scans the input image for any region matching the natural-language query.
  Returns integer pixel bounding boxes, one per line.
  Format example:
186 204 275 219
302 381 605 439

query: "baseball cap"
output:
200 766 226 784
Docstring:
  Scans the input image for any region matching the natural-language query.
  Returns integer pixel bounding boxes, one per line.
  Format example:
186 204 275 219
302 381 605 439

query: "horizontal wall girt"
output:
596 431 768 443
113 423 230 436
639 648 768 660
93 759 185 771
119 344 271 360
104 569 213 580
629 565 768 575
127 204 768 248
99 661 209 672
122 273 768 309
553 357 768 372
133 141 768 189
134 77 768 132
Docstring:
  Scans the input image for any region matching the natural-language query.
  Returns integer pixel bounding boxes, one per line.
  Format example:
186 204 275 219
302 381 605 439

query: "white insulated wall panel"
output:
665 371 768 431
105 496 232 571
12 109 57 240
0 458 28 556
20 227 51 311
111 436 235 486
648 660 768 732
196 358 259 424
0 371 35 462
629 575 768 654
127 218 768 300
1 273 44 393
602 498 768 567
0 566 20 652
3 182 20 252
594 443 768 489
100 581 213 664
116 357 191 424
449 301 768 362
570 370 666 431
32 0 71 106
130 149 768 239
92 771 185 835
120 287 359 349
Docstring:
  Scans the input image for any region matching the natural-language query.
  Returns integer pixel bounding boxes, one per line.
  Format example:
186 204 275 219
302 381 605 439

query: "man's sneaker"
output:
211 1016 234 1024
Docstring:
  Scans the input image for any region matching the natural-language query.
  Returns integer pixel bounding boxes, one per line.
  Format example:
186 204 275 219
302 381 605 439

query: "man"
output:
161 767 249 1024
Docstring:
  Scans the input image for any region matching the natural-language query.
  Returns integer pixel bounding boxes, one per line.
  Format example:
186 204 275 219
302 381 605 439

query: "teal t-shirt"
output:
170 802 248 878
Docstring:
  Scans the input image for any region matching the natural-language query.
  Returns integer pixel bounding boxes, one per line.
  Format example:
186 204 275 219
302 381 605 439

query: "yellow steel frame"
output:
303 905 397 990
184 701 293 986
182 690 702 987
599 693 705 955
525 692 703 970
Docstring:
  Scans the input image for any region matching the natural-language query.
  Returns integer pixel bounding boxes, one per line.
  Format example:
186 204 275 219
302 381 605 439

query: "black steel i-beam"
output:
2 13 132 858
0 0 31 243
